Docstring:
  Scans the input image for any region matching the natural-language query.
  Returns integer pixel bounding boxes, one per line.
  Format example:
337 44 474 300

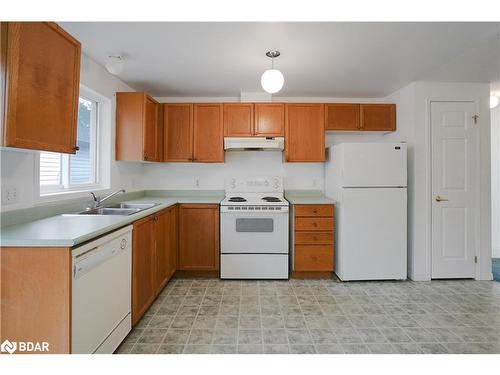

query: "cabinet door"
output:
143 96 159 161
3 22 81 153
168 205 178 279
178 204 219 271
223 103 254 136
132 215 156 325
163 104 193 161
325 104 360 131
193 104 224 162
360 104 396 131
285 104 325 162
154 209 170 294
254 103 284 136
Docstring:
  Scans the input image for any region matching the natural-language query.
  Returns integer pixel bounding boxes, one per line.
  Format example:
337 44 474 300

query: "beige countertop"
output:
285 190 335 205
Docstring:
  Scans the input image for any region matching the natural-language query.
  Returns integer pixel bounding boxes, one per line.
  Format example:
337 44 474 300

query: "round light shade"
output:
261 69 284 94
105 55 124 75
490 95 499 109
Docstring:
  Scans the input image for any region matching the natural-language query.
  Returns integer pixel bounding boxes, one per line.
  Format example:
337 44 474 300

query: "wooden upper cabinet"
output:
254 103 285 136
116 92 160 162
178 204 219 271
163 103 193 161
193 104 224 162
223 103 253 137
360 104 396 131
1 22 81 154
285 104 325 162
325 103 360 131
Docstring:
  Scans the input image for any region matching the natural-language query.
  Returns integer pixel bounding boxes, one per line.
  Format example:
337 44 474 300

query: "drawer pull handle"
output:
313 210 317 214
312 222 317 227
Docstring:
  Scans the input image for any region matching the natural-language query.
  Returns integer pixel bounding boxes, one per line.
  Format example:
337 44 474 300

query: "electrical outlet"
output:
2 186 19 205
312 178 317 187
195 178 200 188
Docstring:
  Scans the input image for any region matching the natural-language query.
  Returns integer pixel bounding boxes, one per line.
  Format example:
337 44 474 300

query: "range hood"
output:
224 137 284 151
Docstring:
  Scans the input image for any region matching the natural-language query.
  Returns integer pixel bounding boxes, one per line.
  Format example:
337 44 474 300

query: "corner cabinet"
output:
116 92 161 162
1 22 81 153
178 204 219 272
285 104 325 162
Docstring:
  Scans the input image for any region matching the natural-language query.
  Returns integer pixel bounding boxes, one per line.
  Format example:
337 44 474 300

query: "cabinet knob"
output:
73 146 80 151
312 222 318 227
144 155 148 160
312 209 317 214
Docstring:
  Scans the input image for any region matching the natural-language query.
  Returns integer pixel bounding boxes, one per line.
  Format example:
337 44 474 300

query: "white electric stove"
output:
220 177 289 279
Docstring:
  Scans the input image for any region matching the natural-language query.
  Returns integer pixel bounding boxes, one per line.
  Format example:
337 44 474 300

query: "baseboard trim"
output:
174 270 219 278
291 271 335 279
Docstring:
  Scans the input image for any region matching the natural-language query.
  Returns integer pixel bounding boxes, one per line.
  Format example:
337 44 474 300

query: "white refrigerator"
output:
325 142 407 281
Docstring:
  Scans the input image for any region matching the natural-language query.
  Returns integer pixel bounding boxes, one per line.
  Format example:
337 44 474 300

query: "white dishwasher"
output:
72 225 132 354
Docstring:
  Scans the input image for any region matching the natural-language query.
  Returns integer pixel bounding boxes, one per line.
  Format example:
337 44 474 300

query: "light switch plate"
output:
2 186 19 205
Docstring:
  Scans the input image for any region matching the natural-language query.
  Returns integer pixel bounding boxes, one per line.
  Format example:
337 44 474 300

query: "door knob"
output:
435 195 449 202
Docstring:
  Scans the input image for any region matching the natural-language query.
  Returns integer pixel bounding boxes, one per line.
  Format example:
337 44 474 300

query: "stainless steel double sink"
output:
65 202 160 216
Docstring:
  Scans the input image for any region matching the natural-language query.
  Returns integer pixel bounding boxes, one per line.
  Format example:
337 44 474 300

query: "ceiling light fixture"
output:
490 95 499 109
105 54 124 75
261 50 284 94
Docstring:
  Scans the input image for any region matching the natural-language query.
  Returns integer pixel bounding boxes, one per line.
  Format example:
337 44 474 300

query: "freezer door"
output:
341 143 407 187
336 187 407 281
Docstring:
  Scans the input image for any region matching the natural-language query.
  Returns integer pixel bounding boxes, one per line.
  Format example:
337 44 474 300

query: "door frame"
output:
426 97 483 280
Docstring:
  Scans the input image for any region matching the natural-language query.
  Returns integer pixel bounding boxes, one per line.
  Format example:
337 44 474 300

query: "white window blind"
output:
39 92 99 194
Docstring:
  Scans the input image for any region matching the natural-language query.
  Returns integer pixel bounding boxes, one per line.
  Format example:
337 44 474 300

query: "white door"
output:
431 101 479 279
341 143 407 187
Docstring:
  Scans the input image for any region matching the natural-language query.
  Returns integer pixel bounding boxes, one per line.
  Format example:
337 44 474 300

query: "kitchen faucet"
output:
90 189 126 209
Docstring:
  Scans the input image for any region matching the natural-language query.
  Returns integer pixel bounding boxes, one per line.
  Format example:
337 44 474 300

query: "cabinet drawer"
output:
295 217 333 231
295 231 333 245
295 205 333 217
294 245 333 271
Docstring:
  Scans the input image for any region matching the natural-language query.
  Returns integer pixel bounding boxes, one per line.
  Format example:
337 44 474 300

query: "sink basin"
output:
76 207 142 216
106 202 158 210
63 202 160 216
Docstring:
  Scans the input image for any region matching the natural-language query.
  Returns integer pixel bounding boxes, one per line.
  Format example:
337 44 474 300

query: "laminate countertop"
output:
0 192 223 248
285 190 336 205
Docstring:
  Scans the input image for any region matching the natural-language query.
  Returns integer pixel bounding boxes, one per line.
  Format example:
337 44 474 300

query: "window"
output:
39 92 99 194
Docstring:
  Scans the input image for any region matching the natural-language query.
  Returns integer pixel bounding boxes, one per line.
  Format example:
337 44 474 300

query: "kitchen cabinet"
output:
163 103 193 161
292 204 335 274
193 104 224 162
325 103 396 131
223 103 254 137
285 104 325 162
0 246 72 353
178 204 219 272
116 92 161 162
132 214 156 325
254 103 285 136
325 103 360 131
360 104 396 131
132 206 178 325
155 205 177 293
1 22 81 154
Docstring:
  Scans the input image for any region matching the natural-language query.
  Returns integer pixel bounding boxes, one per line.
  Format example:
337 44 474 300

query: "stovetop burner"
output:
228 196 247 202
262 196 282 202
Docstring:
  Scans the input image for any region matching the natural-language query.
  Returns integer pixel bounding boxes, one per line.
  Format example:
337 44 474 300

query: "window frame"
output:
38 85 103 197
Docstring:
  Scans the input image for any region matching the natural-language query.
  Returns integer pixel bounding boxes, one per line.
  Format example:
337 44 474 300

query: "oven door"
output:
221 210 289 254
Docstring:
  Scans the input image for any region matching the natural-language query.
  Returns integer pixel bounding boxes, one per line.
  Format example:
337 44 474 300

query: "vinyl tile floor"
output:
116 278 500 354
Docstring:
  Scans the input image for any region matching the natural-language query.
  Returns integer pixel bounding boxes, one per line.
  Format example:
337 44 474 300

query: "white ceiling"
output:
61 22 500 98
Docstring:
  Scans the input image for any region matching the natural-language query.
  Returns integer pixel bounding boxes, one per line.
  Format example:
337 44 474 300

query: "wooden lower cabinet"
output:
178 204 219 272
132 215 157 325
132 206 178 325
292 204 335 275
0 247 72 353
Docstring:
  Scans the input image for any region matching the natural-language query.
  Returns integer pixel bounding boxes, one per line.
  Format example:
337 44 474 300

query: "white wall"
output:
0 54 143 212
491 103 500 258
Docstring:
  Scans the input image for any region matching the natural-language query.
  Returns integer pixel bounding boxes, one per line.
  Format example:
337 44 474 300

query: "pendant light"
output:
261 50 284 94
